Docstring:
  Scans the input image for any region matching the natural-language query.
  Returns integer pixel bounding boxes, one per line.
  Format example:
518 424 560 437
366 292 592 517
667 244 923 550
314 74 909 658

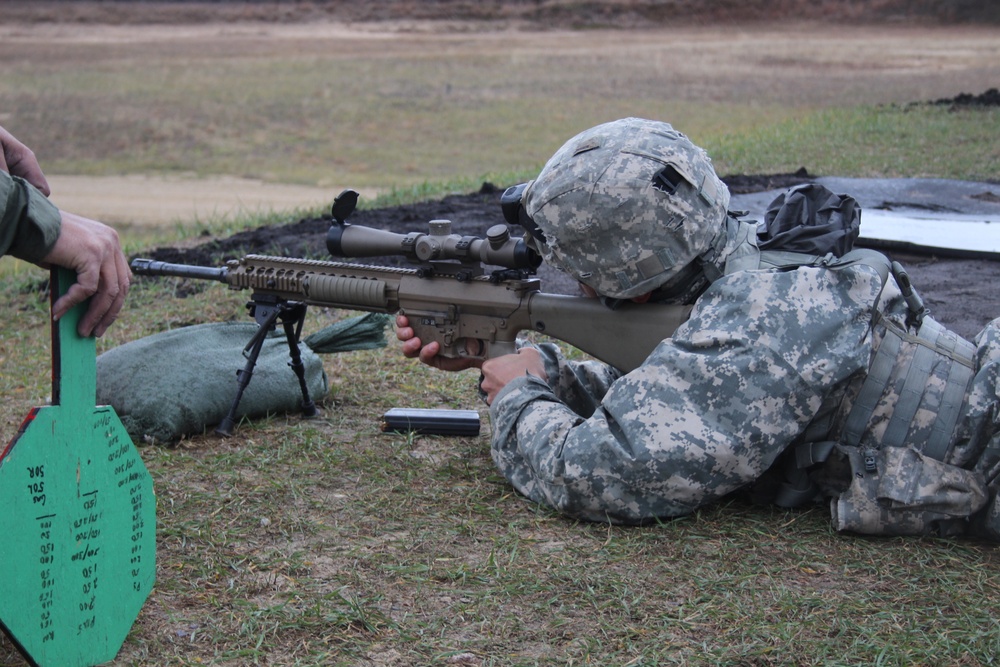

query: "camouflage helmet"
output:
521 118 730 299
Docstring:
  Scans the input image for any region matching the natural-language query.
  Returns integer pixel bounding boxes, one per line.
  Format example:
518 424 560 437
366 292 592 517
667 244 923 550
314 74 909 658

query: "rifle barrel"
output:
130 259 228 282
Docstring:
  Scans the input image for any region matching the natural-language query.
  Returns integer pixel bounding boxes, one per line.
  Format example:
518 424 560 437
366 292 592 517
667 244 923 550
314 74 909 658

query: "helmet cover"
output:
523 117 730 299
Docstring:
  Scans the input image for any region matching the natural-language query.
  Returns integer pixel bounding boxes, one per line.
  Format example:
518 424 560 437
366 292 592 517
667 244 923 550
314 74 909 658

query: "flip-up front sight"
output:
325 189 541 277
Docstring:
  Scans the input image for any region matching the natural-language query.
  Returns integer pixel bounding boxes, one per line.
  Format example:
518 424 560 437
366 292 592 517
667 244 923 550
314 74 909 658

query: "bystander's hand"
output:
2 124 130 337
41 211 131 338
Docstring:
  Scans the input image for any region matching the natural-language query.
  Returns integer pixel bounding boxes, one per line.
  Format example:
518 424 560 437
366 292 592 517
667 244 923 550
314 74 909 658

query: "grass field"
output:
4 278 1000 666
2 23 999 191
2 12 1000 667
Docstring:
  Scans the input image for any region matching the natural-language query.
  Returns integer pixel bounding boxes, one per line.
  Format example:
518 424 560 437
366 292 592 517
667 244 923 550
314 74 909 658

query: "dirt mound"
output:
140 184 508 268
933 88 1000 108
720 168 814 195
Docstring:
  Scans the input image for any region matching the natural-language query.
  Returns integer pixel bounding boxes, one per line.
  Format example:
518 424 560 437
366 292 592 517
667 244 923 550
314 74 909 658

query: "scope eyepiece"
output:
501 182 546 244
501 183 528 227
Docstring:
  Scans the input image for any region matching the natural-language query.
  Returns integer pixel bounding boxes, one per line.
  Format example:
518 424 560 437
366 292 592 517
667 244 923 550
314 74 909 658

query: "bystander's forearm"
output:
0 170 61 263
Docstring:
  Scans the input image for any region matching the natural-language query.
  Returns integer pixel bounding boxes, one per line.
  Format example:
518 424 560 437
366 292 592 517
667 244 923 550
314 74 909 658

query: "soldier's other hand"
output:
479 347 545 405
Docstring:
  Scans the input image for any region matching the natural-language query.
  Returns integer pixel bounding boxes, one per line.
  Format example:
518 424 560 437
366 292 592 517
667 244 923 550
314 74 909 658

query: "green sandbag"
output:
97 314 389 444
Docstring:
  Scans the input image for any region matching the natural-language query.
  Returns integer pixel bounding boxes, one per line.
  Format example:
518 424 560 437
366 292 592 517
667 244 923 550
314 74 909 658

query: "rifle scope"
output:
326 220 541 271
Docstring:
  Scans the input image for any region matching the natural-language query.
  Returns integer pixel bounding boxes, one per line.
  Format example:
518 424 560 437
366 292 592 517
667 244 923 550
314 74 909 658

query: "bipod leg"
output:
280 302 318 418
215 301 283 437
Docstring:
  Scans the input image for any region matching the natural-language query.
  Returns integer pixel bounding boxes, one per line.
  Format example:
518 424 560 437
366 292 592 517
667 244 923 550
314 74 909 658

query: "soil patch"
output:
931 87 1000 108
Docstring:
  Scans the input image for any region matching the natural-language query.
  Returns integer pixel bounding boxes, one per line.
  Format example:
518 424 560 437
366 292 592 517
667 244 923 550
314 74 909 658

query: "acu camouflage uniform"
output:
0 169 61 263
488 118 1000 540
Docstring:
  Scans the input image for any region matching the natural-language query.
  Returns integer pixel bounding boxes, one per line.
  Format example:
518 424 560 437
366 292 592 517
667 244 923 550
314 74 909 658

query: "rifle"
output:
130 189 693 435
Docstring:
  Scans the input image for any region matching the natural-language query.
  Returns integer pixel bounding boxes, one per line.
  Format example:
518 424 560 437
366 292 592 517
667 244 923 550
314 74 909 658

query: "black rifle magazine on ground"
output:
380 408 481 436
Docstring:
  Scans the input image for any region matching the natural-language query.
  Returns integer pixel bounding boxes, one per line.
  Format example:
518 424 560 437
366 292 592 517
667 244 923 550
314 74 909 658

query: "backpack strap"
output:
922 322 977 461
753 247 892 285
756 249 832 271
828 248 891 283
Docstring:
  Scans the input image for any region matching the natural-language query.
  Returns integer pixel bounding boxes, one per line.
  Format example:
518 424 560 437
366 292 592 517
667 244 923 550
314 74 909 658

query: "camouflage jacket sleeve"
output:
0 170 62 263
489 263 884 524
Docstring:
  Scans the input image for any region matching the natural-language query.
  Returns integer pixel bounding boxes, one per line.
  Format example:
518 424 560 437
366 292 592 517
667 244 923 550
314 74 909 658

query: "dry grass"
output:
2 20 998 192
2 7 1000 666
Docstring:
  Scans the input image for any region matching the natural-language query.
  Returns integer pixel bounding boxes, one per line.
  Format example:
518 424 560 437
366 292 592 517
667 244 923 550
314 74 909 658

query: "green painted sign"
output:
0 269 156 667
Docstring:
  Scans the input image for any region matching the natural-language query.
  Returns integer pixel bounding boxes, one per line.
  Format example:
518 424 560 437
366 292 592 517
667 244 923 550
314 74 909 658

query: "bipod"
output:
216 295 318 437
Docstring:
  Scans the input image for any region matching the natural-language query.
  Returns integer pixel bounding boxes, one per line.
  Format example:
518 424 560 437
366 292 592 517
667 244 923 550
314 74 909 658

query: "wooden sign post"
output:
0 269 156 667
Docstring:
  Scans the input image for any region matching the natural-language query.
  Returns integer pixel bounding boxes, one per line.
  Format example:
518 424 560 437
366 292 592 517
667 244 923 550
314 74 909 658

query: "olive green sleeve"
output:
0 170 62 264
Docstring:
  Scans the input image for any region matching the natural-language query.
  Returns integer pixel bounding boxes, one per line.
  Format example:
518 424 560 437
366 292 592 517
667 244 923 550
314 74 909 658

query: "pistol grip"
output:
485 340 517 358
